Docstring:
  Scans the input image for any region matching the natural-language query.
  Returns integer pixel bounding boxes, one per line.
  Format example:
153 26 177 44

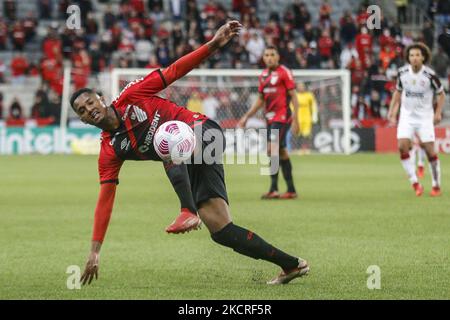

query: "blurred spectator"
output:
39 0 52 19
145 54 161 69
318 29 334 61
135 30 155 68
353 95 371 120
43 27 62 59
0 93 3 120
319 0 332 26
379 28 395 50
435 0 450 33
0 59 6 83
245 31 265 65
148 0 164 11
369 90 381 118
187 91 203 113
11 21 26 51
0 18 7 50
292 1 311 31
422 21 435 51
395 0 408 24
306 41 321 69
170 0 182 20
9 98 23 120
78 0 93 23
23 12 38 42
11 54 29 85
202 92 220 119
89 41 106 73
379 45 396 70
355 27 372 63
103 5 117 30
156 40 171 67
58 0 70 20
340 42 358 69
432 47 450 78
340 10 358 44
4 0 17 21
72 49 91 90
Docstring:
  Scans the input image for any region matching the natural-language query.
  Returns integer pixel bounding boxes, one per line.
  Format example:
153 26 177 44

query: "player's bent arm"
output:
239 94 264 126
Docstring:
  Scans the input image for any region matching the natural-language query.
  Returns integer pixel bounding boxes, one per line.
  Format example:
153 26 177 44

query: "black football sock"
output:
269 157 279 192
163 162 197 213
280 158 296 193
211 222 299 271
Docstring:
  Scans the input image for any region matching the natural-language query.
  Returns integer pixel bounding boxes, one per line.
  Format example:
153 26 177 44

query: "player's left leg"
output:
278 122 297 199
418 125 441 196
198 197 309 285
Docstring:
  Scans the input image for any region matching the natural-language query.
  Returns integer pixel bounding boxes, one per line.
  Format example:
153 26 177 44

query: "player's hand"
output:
80 252 99 285
388 114 397 126
291 121 299 135
434 112 442 125
211 20 242 48
237 116 247 128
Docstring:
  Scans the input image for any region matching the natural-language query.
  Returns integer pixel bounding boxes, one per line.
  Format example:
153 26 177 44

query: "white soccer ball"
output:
153 120 197 164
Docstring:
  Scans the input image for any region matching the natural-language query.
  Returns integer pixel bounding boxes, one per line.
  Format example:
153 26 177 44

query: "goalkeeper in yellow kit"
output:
290 82 318 152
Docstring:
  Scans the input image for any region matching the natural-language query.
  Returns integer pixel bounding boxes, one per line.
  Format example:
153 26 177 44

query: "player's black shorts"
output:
187 119 228 206
267 121 290 149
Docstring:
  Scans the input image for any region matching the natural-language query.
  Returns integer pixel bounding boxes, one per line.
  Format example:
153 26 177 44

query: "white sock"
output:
401 153 418 184
410 147 417 167
428 156 441 188
418 148 426 167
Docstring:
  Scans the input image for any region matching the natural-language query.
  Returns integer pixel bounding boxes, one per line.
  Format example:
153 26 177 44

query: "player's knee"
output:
280 148 289 160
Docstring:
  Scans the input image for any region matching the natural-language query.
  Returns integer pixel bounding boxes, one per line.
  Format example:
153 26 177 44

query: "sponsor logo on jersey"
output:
263 87 277 94
405 90 425 98
122 105 132 121
120 138 130 151
270 72 279 85
138 110 161 153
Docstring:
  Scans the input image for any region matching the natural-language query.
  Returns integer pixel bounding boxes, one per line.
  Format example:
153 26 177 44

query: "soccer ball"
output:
153 120 197 164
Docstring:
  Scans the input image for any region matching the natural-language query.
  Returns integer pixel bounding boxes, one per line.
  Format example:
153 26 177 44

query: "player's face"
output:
263 49 280 69
73 92 108 126
408 49 424 68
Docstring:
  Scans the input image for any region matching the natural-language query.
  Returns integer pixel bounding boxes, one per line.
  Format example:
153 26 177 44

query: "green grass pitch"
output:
0 154 449 299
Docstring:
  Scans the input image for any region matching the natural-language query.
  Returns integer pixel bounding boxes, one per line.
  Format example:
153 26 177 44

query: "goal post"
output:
109 68 351 154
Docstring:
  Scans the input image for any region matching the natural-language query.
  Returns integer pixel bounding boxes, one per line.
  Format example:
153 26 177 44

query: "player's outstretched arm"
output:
81 183 118 285
238 94 265 127
161 20 242 86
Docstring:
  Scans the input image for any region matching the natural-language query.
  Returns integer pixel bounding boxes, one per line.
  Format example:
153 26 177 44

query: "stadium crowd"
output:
0 0 449 127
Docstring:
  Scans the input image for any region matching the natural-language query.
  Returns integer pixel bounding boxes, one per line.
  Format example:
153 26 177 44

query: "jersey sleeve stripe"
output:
157 69 167 88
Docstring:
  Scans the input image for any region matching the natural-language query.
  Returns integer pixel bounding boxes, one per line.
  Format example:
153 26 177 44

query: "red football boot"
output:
261 191 280 199
165 209 202 234
430 186 441 197
412 182 424 197
279 192 298 199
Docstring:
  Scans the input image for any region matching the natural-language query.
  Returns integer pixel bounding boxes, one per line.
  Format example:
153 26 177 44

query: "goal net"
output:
61 68 351 155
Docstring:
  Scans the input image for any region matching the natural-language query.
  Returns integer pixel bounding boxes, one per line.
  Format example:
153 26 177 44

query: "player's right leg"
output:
398 136 423 196
198 197 309 285
261 124 280 199
422 142 441 196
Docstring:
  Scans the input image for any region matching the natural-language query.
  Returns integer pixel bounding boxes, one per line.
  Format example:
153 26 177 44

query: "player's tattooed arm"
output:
388 90 401 126
238 94 264 128
288 89 300 135
434 90 446 125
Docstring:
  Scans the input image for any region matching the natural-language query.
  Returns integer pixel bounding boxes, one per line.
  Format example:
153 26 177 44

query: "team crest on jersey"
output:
132 106 148 122
270 72 279 85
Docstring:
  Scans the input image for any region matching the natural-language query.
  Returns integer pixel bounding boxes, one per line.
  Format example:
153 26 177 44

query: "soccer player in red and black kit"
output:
71 21 309 286
239 46 300 199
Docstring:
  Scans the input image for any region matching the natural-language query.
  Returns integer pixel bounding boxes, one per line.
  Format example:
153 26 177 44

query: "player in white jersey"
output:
388 43 446 196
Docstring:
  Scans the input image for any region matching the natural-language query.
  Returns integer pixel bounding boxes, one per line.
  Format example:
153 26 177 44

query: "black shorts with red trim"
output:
267 121 290 149
187 119 228 206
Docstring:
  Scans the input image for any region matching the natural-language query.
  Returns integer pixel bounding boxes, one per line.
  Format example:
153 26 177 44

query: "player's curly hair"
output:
404 42 432 65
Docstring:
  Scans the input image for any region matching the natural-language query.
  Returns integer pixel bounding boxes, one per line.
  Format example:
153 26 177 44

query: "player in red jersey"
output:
71 22 309 286
238 46 300 200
